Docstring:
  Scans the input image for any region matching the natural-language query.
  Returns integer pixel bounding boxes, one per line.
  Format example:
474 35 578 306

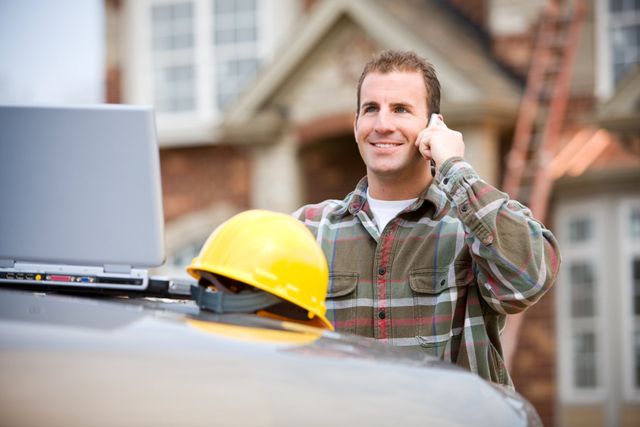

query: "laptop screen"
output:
0 105 165 275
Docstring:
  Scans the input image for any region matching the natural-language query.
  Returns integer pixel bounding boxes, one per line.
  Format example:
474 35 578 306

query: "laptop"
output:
0 104 166 291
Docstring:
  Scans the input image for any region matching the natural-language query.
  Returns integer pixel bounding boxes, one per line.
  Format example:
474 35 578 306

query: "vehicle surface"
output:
0 287 541 427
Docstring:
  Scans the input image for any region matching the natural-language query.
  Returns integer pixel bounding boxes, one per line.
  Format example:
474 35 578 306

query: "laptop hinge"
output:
103 264 132 274
0 259 15 268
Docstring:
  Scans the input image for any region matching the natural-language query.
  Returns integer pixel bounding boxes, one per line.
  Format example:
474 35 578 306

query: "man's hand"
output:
414 115 465 172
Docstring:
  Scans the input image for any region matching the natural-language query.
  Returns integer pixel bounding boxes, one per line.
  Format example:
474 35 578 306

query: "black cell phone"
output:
427 113 441 177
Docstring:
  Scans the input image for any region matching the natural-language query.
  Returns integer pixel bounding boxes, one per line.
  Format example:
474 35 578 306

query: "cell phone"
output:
427 113 441 177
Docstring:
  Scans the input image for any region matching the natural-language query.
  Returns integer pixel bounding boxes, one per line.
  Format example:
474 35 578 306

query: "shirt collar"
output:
343 176 369 216
339 176 447 218
420 180 448 218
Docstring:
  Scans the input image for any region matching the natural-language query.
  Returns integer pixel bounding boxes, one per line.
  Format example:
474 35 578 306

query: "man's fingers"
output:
415 134 432 159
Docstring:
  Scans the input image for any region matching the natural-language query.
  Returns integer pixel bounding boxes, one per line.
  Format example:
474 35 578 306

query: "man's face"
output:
354 71 429 183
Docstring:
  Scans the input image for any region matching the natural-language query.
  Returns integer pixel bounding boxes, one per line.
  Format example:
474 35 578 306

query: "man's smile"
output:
369 140 404 149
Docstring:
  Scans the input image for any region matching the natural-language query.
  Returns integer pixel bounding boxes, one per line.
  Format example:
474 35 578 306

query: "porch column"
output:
250 130 303 213
458 123 501 187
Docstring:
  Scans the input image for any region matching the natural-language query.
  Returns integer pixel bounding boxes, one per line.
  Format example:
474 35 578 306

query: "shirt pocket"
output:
326 272 359 334
409 264 471 357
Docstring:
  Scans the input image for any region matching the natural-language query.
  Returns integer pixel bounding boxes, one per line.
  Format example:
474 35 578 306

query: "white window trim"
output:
211 0 262 110
595 0 640 100
556 199 610 403
595 0 614 100
620 196 640 401
120 0 300 147
151 0 217 124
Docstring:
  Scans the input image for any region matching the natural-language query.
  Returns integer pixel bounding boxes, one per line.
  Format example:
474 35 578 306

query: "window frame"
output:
556 200 609 403
121 0 300 146
149 0 198 114
595 0 640 100
212 0 262 110
620 196 640 401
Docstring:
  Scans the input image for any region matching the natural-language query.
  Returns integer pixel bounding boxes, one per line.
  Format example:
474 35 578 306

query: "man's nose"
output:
374 110 395 133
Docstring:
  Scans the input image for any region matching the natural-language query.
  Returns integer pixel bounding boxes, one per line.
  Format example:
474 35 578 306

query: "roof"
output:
598 67 640 136
550 68 640 185
222 0 521 139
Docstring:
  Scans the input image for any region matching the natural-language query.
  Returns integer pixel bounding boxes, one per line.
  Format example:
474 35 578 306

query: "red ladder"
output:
502 0 587 222
501 0 588 368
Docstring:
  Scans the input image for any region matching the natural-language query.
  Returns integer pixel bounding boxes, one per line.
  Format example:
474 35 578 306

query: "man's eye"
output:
395 106 408 113
363 106 377 113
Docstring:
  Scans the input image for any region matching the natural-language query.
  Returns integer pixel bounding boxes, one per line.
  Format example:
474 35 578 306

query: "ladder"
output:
500 0 588 368
502 0 588 223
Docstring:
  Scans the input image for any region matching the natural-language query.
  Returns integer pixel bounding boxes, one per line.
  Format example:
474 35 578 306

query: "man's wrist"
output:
438 156 465 178
436 156 478 199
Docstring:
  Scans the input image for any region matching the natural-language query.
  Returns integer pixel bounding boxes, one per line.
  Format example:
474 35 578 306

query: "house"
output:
105 0 640 425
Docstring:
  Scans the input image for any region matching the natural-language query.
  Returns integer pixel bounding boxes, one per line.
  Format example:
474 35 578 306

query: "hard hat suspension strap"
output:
190 285 282 314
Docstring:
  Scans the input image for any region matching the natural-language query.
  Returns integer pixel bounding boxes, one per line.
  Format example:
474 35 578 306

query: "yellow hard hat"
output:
187 210 333 330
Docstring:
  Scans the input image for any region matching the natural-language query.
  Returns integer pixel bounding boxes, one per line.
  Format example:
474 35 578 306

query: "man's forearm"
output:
437 157 561 314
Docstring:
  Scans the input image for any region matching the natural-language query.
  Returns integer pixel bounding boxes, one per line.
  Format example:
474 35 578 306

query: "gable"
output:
222 0 520 133
598 68 640 134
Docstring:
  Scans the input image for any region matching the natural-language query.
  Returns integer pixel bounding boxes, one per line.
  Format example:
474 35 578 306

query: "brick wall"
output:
160 145 251 222
447 0 534 78
492 32 535 78
105 67 121 104
299 134 366 204
511 287 557 427
447 0 487 28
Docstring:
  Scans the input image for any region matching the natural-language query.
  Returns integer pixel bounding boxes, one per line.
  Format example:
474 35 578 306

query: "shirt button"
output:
378 311 386 319
460 203 469 212
443 178 449 185
378 267 386 276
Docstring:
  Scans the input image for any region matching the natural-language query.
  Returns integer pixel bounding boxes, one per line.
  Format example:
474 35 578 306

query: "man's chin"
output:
366 163 431 182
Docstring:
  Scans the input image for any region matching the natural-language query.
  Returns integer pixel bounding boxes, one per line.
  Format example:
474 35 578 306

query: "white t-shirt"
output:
367 188 417 232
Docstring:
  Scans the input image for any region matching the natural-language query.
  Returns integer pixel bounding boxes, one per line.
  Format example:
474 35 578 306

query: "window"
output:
631 256 640 389
556 202 606 403
151 2 196 112
144 0 274 119
570 262 596 318
569 217 592 243
634 258 640 316
574 332 598 388
635 328 640 388
213 0 257 44
213 0 260 109
154 65 196 112
152 2 195 51
596 0 640 98
556 198 640 416
569 261 599 389
631 206 640 238
609 0 640 84
620 198 640 400
130 0 300 134
567 216 598 390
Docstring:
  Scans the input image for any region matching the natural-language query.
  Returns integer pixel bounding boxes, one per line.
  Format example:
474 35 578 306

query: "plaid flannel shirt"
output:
293 157 560 386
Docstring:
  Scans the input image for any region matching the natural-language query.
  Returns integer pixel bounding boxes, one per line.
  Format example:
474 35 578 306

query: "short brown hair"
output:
356 50 440 117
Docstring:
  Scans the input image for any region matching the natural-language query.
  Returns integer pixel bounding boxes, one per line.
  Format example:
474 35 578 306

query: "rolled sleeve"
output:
437 157 561 314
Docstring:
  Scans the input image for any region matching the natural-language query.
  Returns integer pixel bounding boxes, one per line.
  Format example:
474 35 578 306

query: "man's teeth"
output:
374 143 397 148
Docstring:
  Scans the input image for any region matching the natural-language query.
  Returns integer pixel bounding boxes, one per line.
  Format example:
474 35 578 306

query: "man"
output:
293 50 560 386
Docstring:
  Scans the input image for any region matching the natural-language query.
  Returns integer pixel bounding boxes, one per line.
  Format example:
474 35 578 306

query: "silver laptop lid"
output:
0 105 165 278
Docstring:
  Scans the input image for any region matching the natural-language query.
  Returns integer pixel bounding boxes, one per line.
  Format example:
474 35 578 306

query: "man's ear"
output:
353 113 358 140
